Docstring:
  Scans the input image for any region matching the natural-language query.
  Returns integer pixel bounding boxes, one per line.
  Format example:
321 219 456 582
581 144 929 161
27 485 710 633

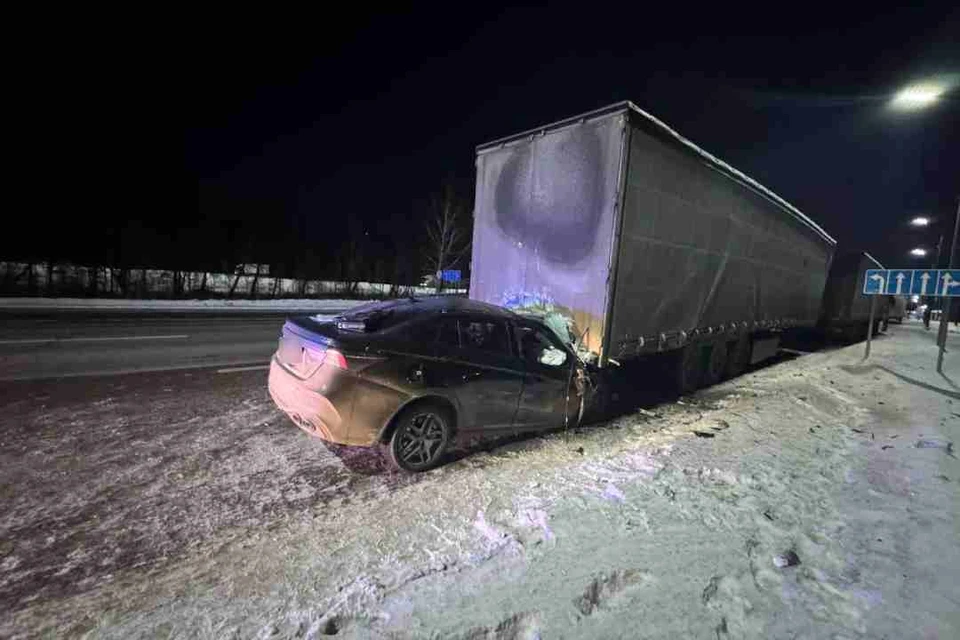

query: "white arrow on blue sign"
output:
910 270 939 296
863 269 887 295
885 269 913 295
937 270 960 297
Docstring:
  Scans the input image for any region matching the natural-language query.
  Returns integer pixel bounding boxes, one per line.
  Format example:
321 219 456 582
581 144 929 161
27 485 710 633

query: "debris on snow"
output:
772 551 801 568
573 569 653 616
915 439 955 457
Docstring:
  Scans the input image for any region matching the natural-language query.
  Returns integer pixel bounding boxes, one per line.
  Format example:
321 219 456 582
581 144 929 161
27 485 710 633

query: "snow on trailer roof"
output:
476 101 837 248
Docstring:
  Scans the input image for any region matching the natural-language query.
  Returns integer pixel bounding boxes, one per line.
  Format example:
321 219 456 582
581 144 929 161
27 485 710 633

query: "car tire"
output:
387 401 453 472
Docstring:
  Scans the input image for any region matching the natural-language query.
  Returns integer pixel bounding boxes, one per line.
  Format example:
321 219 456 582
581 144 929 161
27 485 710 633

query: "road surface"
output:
0 311 347 381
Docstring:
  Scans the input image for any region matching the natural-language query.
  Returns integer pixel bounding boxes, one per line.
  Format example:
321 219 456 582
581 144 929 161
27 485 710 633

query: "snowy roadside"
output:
0 298 371 313
1 324 958 638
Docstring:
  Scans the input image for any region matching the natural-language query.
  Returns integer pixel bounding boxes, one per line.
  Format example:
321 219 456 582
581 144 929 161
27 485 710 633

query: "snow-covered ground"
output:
0 298 371 312
1 321 957 638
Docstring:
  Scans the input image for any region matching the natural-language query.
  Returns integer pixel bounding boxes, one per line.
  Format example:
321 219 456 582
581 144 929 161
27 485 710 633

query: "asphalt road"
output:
0 311 348 381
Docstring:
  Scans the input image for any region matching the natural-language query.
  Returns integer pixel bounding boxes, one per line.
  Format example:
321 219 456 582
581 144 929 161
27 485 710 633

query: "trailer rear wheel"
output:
675 344 703 395
702 341 727 387
724 335 750 379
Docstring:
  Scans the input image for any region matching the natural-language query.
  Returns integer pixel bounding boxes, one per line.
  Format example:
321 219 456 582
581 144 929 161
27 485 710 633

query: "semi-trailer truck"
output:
469 102 837 394
817 251 891 339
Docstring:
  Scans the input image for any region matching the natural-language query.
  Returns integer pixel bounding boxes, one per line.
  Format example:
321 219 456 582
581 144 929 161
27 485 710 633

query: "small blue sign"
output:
440 269 461 283
937 269 960 297
863 269 887 295
910 269 939 296
884 269 913 295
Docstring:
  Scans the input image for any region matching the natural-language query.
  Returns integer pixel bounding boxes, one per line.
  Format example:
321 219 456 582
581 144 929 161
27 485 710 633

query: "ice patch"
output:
474 511 507 544
852 589 883 609
517 508 554 541
601 483 626 503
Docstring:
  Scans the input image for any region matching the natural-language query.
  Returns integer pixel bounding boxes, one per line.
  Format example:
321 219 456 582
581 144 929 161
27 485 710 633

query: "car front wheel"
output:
388 403 452 472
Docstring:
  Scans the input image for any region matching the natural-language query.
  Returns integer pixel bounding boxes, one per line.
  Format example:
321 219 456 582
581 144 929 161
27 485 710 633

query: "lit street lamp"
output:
891 83 945 110
887 80 956 372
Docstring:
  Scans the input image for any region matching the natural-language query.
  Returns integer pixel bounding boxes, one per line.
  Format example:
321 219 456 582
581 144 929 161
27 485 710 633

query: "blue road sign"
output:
910 269 939 296
937 269 960 297
863 269 887 295
440 269 461 283
865 268 960 296
884 269 913 295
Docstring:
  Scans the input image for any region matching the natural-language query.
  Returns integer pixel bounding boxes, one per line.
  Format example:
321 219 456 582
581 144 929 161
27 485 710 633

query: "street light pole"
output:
935 198 960 373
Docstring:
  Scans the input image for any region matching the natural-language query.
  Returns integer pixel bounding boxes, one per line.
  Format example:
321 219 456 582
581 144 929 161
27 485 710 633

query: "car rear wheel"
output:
387 402 453 472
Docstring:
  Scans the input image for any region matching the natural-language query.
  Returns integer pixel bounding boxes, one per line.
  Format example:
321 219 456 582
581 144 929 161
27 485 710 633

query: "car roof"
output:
341 295 519 320
414 295 518 318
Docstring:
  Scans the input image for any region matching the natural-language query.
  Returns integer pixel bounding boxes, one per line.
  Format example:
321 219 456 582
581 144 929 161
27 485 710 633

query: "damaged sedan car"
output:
268 296 587 471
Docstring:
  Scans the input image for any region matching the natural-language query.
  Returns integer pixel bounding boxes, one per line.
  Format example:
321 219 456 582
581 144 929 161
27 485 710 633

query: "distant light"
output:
910 248 927 257
910 216 931 227
892 84 944 109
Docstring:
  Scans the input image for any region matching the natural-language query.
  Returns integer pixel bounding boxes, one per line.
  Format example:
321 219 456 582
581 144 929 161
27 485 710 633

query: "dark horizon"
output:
6 5 959 282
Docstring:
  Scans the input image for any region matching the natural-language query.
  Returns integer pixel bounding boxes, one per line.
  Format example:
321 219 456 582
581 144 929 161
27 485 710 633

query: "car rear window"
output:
337 299 416 332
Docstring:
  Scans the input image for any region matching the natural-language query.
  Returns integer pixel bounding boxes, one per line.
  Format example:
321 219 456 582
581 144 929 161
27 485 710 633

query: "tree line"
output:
1 184 472 298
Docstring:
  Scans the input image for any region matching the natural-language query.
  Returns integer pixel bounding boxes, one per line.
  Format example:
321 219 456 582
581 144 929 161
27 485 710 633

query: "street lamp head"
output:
910 216 931 227
909 247 927 257
891 83 945 110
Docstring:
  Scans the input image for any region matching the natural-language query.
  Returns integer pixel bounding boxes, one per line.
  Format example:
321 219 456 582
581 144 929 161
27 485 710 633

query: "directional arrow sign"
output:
938 270 960 297
885 269 913 295
910 270 938 296
863 269 887 295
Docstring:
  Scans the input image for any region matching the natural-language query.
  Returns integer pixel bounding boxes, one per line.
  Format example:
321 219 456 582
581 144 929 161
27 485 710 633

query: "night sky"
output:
13 5 959 276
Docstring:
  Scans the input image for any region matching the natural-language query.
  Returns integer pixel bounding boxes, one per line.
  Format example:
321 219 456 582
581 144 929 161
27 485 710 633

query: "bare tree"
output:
228 265 243 298
424 184 471 293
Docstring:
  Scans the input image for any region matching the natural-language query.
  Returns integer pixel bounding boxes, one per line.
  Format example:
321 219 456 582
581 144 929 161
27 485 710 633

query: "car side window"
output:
399 318 439 346
460 320 511 356
516 325 568 368
436 317 460 349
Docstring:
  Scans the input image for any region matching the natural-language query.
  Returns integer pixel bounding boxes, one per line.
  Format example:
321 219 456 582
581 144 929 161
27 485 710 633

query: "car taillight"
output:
323 348 348 369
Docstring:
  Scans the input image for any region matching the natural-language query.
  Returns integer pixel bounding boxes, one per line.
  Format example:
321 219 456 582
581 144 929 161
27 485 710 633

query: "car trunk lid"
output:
278 316 380 378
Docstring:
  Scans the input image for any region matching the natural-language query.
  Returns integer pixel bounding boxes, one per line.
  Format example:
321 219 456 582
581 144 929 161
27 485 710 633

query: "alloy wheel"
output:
396 412 446 467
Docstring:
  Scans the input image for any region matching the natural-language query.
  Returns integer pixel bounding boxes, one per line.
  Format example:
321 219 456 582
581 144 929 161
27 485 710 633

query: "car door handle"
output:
462 371 482 382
